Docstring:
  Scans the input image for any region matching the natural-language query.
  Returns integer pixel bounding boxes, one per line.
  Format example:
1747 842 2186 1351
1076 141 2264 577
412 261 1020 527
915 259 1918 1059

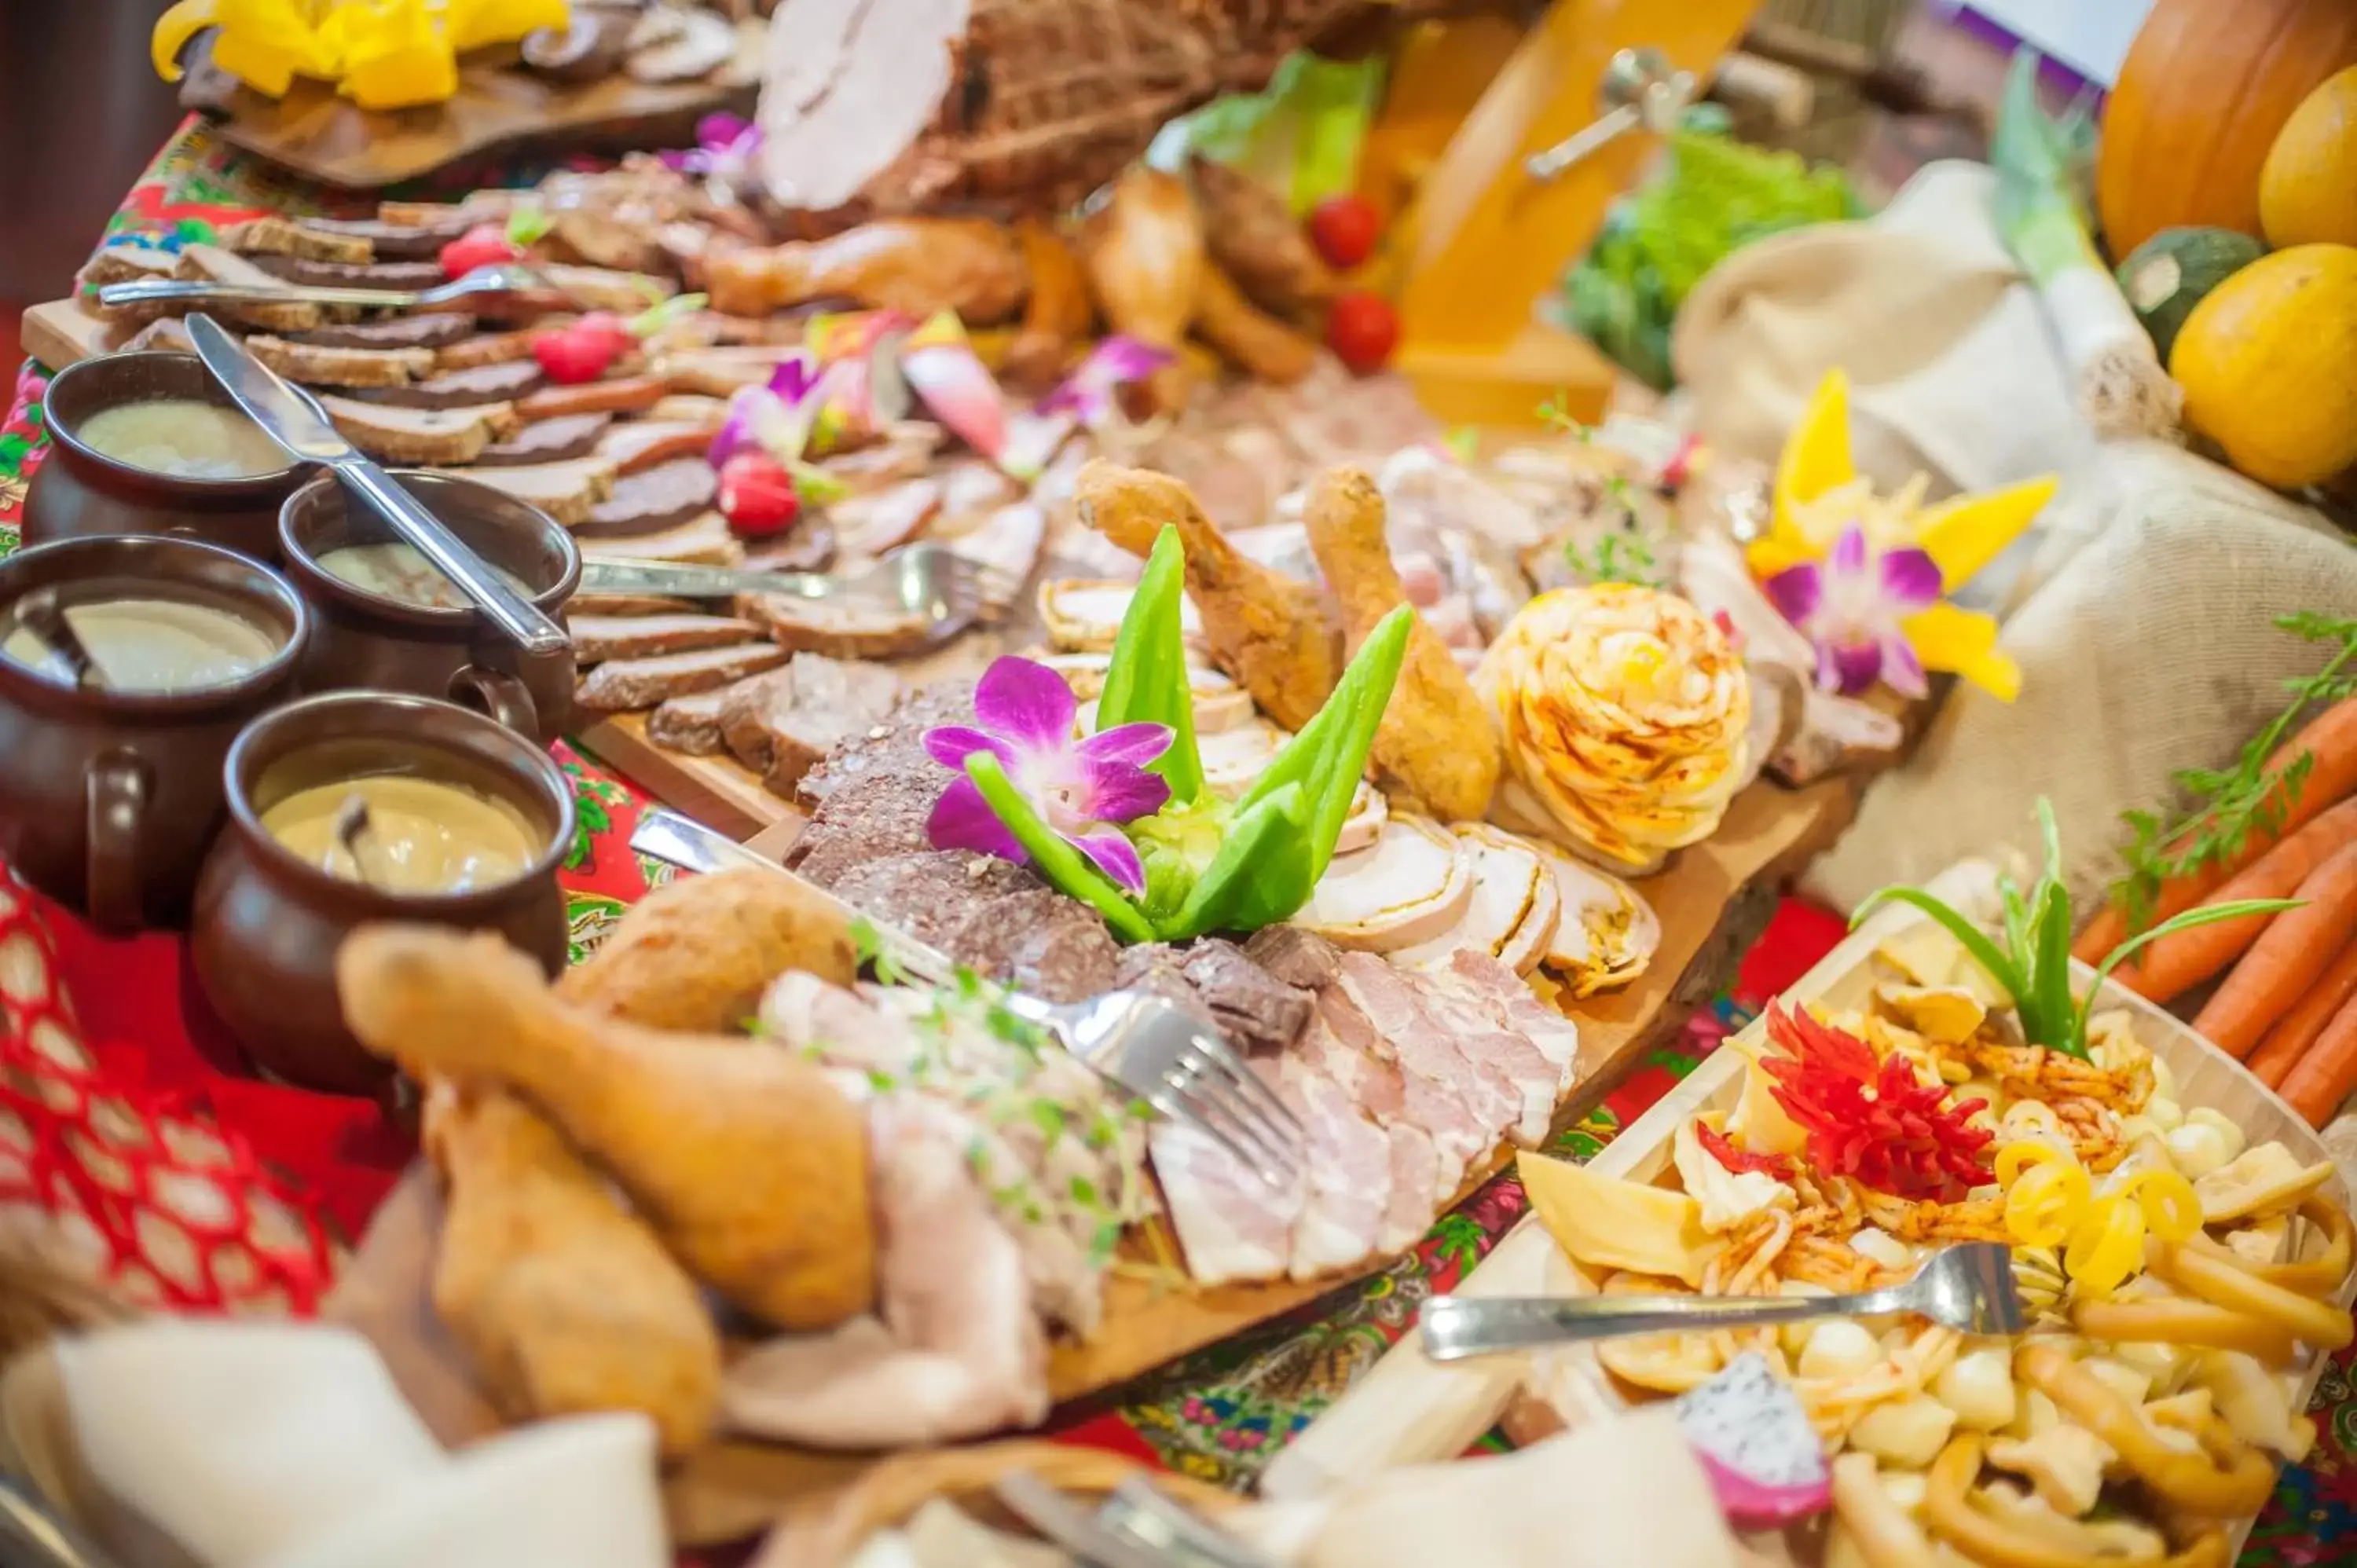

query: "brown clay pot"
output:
0 535 308 932
20 352 310 562
278 470 581 745
190 691 575 1097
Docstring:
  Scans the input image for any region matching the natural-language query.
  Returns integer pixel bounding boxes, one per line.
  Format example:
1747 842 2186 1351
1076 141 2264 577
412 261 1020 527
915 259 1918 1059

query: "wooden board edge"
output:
577 713 798 842
21 299 117 375
207 22 764 189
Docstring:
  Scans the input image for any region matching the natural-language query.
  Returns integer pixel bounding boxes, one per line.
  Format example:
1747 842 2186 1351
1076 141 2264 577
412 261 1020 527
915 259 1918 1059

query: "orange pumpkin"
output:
2098 0 2357 258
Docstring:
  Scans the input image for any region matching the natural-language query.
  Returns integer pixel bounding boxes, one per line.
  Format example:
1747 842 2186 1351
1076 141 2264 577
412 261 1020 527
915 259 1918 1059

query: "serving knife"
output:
185 313 568 660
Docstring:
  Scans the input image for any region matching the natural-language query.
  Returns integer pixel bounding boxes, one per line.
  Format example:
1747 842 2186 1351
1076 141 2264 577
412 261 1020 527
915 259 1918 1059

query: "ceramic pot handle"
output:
447 665 539 738
84 751 148 936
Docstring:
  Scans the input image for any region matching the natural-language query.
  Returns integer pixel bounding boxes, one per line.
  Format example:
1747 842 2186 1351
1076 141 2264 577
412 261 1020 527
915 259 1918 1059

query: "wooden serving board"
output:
200 22 765 189
324 771 1864 1547
1267 868 2357 1563
579 712 792 842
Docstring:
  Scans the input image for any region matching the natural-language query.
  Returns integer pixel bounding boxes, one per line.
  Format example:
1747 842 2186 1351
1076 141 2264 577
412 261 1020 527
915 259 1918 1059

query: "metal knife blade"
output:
185 314 569 659
186 311 351 462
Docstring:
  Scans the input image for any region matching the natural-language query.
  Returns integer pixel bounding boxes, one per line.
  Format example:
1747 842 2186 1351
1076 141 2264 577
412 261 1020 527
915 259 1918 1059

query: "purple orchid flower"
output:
659 113 763 186
708 356 825 469
924 656 1172 893
1764 522 1941 699
1038 335 1174 429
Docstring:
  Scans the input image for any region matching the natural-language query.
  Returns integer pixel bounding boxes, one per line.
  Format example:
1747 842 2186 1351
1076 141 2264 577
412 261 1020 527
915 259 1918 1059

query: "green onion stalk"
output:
1989 47 2181 440
1853 800 2298 1060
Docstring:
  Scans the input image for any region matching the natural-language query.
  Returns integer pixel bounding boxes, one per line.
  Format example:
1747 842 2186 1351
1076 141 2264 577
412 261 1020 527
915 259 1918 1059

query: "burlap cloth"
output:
1670 162 2357 914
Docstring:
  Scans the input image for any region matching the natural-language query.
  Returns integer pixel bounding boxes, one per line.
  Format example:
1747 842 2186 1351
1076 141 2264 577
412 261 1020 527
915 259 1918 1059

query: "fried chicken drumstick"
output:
339 925 875 1332
1305 466 1501 822
1075 460 1341 731
425 1080 721 1458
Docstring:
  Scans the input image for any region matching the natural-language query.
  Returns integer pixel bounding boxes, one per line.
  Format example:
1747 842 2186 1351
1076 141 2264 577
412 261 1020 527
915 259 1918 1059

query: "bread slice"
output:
577 511 742 567
291 313 477 352
119 317 196 354
660 347 801 398
315 395 519 465
575 643 788 713
542 264 676 313
427 456 618 526
78 242 178 294
247 335 436 389
597 419 721 475
434 328 548 372
378 194 519 229
220 216 375 266
170 246 332 332
290 214 473 260
570 613 762 663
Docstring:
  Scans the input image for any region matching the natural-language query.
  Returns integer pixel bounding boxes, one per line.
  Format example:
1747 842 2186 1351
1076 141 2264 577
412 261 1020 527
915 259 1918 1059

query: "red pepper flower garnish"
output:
1758 1002 1992 1201
1697 1122 1794 1180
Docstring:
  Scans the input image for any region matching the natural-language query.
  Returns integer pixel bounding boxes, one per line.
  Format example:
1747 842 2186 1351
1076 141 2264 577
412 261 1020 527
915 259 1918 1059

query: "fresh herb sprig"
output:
2111 612 2357 929
1857 800 2298 1060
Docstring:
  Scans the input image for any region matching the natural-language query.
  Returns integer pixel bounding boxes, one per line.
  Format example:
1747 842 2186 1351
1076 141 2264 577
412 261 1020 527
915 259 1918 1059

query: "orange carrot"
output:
2279 987 2357 1127
2249 937 2357 1089
2191 842 2357 1057
2077 695 2357 962
2110 796 2357 1002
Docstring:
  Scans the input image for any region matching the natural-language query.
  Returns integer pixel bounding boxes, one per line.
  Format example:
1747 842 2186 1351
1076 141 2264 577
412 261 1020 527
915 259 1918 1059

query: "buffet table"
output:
2 118 2349 1565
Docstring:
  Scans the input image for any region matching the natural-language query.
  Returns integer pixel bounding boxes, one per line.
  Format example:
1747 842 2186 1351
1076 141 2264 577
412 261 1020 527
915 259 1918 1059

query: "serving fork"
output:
628 809 1304 1189
579 544 988 639
97 262 573 314
1419 1242 2025 1361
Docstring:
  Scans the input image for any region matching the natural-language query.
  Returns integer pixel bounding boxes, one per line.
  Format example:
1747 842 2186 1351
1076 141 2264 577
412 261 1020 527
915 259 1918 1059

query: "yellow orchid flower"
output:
1747 369 2052 703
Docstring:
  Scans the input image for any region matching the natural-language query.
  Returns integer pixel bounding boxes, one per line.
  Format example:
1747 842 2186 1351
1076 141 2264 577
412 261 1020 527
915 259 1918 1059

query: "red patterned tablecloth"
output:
0 118 2348 1564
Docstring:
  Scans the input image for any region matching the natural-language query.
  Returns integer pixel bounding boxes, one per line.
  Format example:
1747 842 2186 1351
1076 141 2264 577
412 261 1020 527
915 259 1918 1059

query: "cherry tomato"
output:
530 312 631 385
1309 194 1381 270
717 452 800 538
1325 290 1400 375
438 222 519 280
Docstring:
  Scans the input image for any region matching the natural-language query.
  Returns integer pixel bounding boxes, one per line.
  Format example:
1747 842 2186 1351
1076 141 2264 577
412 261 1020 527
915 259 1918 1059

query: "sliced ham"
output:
1150 1121 1299 1287
1378 1125 1441 1251
1275 1044 1391 1279
1409 979 1557 1149
1321 965 1486 1200
1440 948 1583 1100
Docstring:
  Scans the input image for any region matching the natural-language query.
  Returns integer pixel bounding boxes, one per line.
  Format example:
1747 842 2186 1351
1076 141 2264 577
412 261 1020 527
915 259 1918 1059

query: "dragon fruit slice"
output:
1673 1352 1831 1527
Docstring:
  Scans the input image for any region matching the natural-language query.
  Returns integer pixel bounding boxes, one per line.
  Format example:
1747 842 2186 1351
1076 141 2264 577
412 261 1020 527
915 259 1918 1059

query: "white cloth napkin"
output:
48 1321 665 1568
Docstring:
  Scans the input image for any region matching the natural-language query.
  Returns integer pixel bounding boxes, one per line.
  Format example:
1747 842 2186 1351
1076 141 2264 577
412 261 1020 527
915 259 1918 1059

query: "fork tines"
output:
1146 1011 1305 1191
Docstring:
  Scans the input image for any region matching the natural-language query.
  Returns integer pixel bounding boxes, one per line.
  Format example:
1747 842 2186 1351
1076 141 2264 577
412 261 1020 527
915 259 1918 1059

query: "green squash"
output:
2117 227 2268 360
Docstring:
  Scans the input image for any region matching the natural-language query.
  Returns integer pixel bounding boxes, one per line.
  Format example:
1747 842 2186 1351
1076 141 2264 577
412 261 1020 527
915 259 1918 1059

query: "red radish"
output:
439 223 519 279
1325 290 1399 374
1309 194 1381 270
717 452 800 537
531 312 632 385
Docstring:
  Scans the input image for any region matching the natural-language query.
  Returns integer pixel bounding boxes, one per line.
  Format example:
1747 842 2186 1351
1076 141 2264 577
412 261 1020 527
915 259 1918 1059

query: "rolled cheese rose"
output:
1475 584 1750 871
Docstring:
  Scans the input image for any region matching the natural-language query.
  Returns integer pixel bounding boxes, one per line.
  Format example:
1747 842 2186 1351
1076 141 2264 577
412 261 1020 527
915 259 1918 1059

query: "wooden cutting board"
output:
199 21 765 189
324 772 1865 1548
